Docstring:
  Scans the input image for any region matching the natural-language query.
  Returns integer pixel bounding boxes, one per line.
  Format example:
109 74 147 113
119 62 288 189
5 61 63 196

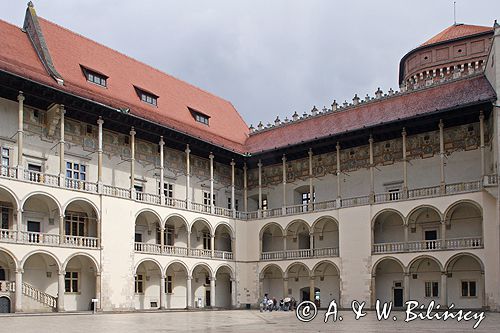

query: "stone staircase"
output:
21 282 57 312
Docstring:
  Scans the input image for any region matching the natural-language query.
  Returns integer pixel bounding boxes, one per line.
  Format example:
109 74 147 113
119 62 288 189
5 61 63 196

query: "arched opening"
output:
63 255 98 311
215 265 233 308
445 202 482 248
190 220 212 255
214 224 233 255
312 217 339 256
407 206 442 250
22 194 61 244
446 254 484 308
23 252 60 311
134 211 162 253
373 211 405 253
293 185 315 208
373 258 405 307
191 264 212 308
64 200 99 247
261 223 284 253
0 187 17 240
164 215 189 252
165 262 188 309
408 256 442 304
260 264 283 300
0 296 10 313
313 261 340 308
0 250 16 296
134 260 162 310
287 263 310 302
285 220 310 251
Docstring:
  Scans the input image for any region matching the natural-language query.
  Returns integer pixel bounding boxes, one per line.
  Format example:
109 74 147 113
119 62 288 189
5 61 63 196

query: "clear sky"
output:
1 0 500 126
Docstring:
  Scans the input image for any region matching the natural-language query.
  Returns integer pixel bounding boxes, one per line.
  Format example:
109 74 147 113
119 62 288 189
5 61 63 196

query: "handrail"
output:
22 282 57 309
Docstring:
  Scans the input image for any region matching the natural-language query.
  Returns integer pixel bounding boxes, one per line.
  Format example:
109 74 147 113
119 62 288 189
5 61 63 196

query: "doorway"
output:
0 297 10 313
0 267 5 280
424 229 437 249
205 290 210 307
393 287 403 307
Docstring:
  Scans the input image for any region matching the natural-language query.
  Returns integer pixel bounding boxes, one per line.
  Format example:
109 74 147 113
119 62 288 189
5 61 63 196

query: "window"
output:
159 182 173 198
166 226 174 246
140 92 157 106
65 212 86 237
134 184 144 200
65 272 79 293
227 198 239 210
1 207 9 229
1 148 9 168
28 164 41 172
203 191 215 206
203 232 211 250
135 274 144 294
188 107 210 125
66 162 86 188
135 233 143 243
424 281 439 297
462 281 477 297
301 192 315 205
261 198 268 210
166 275 173 294
86 70 107 87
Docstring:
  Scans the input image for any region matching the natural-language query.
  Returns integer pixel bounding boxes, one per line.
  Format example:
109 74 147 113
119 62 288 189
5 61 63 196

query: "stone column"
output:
160 226 165 251
404 224 409 251
336 142 341 206
211 234 215 258
309 232 314 254
259 278 264 299
97 117 104 193
16 91 25 177
185 144 191 205
14 268 23 312
95 272 101 311
209 152 214 213
404 273 410 302
159 136 165 204
283 277 289 299
59 105 66 187
309 276 315 302
243 163 248 212
479 111 485 177
160 275 166 310
230 159 236 215
59 214 65 245
187 231 191 253
258 160 263 215
130 127 136 194
370 275 376 309
57 270 65 312
439 120 445 193
402 128 408 197
16 209 22 234
186 276 192 308
440 219 446 249
282 154 286 213
440 272 447 307
308 149 314 210
210 277 216 307
369 135 375 203
230 278 237 308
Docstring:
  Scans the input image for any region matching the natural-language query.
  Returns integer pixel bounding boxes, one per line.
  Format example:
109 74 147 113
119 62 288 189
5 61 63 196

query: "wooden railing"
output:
261 247 339 261
22 282 57 309
372 237 483 254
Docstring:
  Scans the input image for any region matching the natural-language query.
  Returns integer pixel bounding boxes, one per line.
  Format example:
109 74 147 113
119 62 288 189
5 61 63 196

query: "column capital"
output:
308 148 313 157
97 116 104 126
243 162 247 171
17 91 25 102
15 268 24 274
479 110 484 119
401 127 407 136
130 127 136 136
209 276 216 282
185 144 190 154
336 141 340 150
369 134 373 143
159 136 165 146
310 275 316 281
282 154 286 162
257 160 262 168
186 275 192 281
58 270 66 276
230 159 235 167
209 152 214 160
439 119 444 128
59 104 65 113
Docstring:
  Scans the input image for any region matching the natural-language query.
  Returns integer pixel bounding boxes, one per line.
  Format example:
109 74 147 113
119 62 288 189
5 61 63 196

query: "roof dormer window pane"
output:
195 113 209 125
141 93 157 106
82 67 107 87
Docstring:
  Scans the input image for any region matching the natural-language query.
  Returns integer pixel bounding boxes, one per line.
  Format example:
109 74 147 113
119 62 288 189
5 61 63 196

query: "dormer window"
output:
188 107 210 126
81 66 107 87
134 86 158 107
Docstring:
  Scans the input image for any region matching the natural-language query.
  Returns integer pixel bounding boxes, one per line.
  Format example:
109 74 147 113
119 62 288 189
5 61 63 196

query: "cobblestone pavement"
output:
0 310 499 332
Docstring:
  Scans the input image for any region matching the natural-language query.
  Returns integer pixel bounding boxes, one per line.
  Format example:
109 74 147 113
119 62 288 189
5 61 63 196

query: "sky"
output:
1 0 500 126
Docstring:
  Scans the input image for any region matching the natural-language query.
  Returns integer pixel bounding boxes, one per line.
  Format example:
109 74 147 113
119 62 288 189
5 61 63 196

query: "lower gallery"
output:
1 3 500 313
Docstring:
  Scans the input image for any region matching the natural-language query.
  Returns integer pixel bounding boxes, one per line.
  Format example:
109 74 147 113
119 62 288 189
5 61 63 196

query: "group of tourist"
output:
259 294 297 312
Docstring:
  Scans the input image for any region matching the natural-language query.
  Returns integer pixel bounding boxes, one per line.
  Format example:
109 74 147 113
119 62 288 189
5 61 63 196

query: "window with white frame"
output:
166 275 173 294
85 70 107 87
203 191 215 206
65 212 86 237
1 148 9 168
301 191 315 205
140 91 157 106
261 198 268 210
65 272 79 293
203 232 211 250
424 281 439 297
135 274 144 293
158 182 173 198
461 281 477 297
66 162 86 182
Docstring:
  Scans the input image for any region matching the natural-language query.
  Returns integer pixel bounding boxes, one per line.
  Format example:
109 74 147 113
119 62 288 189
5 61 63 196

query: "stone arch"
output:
215 263 235 278
134 258 163 274
164 260 189 309
134 208 162 223
0 247 19 271
165 260 189 276
21 250 61 271
163 213 188 230
134 258 163 310
371 256 406 276
372 256 406 307
259 263 284 278
214 221 235 237
0 184 20 211
260 222 285 253
312 260 341 306
190 262 214 278
214 223 233 253
444 252 484 308
372 209 406 246
311 216 339 251
285 219 311 251
442 200 483 241
312 215 339 232
443 199 483 222
259 222 285 238
284 219 311 236
190 217 213 235
444 252 485 273
62 197 100 221
285 261 311 277
62 252 100 272
407 204 443 224
408 255 443 272
21 191 62 215
312 260 340 276
372 208 405 227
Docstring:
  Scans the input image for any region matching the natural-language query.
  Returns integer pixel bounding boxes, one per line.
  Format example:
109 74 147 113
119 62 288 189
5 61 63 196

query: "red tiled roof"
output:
420 24 493 47
0 17 249 153
245 75 496 154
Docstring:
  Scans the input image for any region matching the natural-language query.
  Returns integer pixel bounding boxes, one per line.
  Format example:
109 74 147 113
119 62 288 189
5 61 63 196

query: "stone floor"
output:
0 310 499 332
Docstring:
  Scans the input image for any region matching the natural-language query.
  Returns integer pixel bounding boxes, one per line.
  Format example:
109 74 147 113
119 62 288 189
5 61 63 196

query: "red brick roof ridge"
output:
420 23 493 47
36 17 244 115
